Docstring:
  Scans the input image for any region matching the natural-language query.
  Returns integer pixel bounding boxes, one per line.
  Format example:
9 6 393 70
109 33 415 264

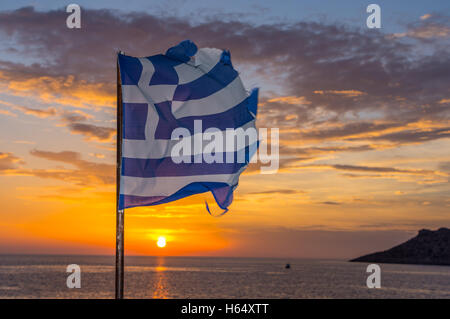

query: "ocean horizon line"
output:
0 253 348 261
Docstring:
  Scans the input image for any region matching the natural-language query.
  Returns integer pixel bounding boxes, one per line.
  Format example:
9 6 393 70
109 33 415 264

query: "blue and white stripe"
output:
118 40 258 211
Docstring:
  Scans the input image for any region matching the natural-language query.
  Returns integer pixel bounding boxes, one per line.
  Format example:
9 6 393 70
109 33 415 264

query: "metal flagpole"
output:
115 51 124 299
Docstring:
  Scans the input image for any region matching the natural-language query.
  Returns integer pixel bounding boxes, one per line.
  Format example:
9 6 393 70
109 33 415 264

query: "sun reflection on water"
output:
152 257 169 299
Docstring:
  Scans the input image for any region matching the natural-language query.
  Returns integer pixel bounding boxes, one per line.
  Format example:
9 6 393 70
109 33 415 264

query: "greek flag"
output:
118 40 258 213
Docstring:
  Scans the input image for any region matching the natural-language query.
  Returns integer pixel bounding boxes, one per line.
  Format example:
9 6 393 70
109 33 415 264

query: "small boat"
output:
285 263 291 269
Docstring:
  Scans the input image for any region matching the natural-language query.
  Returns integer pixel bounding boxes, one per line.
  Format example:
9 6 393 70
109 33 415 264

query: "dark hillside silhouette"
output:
351 228 450 266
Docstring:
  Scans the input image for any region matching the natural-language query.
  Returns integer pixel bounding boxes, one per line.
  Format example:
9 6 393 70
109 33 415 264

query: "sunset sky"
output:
0 0 449 259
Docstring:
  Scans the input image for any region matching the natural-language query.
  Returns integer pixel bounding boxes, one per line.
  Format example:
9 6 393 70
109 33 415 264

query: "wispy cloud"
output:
3 101 115 142
313 90 366 97
0 150 114 186
0 152 24 170
0 109 16 117
247 189 306 195
14 106 57 118
391 13 450 39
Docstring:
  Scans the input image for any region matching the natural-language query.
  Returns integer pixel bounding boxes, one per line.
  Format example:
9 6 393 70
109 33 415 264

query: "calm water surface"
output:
0 255 449 298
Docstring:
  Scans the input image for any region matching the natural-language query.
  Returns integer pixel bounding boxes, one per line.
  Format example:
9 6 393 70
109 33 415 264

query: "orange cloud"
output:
66 122 115 142
296 163 449 184
267 96 310 105
0 72 115 109
13 140 36 145
0 152 24 170
313 90 366 97
2 100 115 142
15 106 57 118
89 153 105 159
0 150 114 187
391 25 450 39
0 109 16 117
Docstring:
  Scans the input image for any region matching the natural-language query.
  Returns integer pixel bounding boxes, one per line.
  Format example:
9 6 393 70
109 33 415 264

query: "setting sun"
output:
157 236 166 248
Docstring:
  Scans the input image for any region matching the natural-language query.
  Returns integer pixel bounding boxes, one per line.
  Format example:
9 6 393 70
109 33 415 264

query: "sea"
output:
0 255 449 298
